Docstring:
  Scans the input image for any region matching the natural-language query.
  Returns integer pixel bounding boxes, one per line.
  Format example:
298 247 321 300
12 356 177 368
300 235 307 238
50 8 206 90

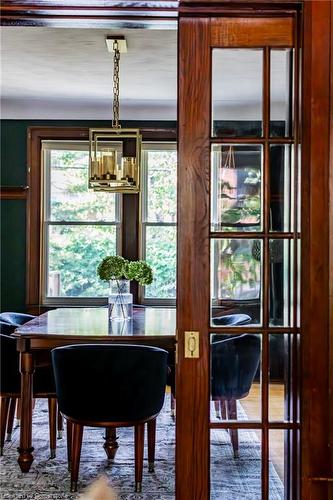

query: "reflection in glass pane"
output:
211 429 262 499
269 240 293 327
212 49 263 138
297 239 301 328
269 430 287 499
270 145 293 232
210 334 261 422
146 149 177 223
145 225 176 299
211 144 262 231
297 144 301 234
47 225 116 297
211 239 262 325
49 150 116 222
270 49 293 137
269 334 292 422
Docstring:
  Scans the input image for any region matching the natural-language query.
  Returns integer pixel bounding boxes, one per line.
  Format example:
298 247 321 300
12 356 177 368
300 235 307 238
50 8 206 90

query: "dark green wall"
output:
0 119 176 312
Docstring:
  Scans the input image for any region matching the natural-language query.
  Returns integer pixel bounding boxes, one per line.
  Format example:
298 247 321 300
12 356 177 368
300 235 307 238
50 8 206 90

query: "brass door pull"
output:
184 331 199 358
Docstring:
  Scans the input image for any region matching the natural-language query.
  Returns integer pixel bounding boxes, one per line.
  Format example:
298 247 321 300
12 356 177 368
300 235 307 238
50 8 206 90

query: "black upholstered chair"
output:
52 344 168 493
211 334 261 458
0 330 59 457
168 314 252 418
212 313 251 327
0 321 16 336
0 321 18 446
0 312 36 327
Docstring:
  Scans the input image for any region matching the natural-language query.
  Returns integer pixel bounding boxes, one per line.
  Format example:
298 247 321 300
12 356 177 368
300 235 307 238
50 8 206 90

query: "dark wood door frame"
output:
301 2 333 498
1 2 332 498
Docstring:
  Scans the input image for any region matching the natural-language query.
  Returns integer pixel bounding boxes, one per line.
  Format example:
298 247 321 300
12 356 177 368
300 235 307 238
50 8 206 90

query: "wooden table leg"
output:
17 351 34 472
103 427 119 461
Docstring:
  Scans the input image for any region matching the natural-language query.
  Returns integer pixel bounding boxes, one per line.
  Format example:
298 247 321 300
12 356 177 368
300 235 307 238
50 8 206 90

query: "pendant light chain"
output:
112 40 121 129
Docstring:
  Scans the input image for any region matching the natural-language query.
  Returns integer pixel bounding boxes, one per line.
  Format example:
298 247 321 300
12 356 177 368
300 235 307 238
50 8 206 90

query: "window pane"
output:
47 225 116 297
269 239 293 327
269 334 292 422
270 145 293 232
270 49 293 137
212 49 263 137
146 149 177 222
211 429 262 498
269 430 290 499
211 144 262 232
210 334 261 423
145 226 176 299
49 149 116 222
211 239 262 325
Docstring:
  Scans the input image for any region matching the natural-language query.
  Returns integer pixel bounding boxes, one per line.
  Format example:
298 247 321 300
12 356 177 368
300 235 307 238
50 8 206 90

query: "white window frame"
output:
41 140 122 306
139 142 177 306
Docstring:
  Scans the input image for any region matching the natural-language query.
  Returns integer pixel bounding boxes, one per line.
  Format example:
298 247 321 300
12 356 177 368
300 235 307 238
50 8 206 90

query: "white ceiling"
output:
1 27 289 120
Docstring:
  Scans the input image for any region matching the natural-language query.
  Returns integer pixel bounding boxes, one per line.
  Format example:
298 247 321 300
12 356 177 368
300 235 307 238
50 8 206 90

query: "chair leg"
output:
103 427 119 461
170 394 176 418
16 398 21 423
70 423 84 493
57 409 64 439
220 399 227 420
6 398 17 441
214 400 221 419
0 397 10 455
134 423 145 493
226 399 239 458
48 398 57 459
147 418 156 473
66 420 73 471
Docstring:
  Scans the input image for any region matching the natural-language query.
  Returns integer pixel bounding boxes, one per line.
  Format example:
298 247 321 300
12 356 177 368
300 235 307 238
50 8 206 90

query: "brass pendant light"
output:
89 36 142 193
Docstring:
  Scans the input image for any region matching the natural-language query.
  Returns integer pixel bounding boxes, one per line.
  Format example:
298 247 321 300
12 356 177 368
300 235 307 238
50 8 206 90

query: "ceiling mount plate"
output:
106 36 127 53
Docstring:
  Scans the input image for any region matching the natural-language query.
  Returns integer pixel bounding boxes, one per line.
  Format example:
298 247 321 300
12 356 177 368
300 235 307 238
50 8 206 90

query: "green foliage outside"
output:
145 226 176 298
48 150 117 297
47 148 177 299
144 150 177 298
217 239 260 300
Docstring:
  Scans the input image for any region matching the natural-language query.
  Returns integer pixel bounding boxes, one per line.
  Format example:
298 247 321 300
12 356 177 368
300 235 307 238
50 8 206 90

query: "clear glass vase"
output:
108 279 133 321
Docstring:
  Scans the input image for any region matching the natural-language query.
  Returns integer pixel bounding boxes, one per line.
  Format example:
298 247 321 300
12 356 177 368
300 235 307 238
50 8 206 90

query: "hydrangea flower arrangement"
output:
97 255 153 286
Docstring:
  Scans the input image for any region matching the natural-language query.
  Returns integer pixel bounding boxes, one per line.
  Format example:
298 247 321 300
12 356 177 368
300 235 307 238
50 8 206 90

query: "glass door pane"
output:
208 16 299 500
212 49 263 137
211 144 263 232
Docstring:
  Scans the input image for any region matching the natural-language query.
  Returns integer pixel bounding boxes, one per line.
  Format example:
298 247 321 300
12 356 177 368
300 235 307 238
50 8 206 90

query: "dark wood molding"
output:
211 16 294 46
330 1 333 492
0 186 28 200
176 17 211 500
301 1 332 498
179 1 302 17
0 0 304 26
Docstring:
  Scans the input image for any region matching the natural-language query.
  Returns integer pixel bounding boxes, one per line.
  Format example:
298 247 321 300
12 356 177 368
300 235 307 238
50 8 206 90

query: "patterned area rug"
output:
0 397 283 499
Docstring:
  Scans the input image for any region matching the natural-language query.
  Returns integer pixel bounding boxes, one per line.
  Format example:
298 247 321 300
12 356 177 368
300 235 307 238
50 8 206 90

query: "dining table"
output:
12 306 176 472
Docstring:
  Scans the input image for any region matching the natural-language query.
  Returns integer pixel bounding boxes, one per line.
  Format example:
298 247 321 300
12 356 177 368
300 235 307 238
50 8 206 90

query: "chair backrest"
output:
52 344 168 423
211 334 260 400
211 314 252 344
0 329 56 396
0 321 17 336
0 312 36 327
0 333 20 394
212 313 251 327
